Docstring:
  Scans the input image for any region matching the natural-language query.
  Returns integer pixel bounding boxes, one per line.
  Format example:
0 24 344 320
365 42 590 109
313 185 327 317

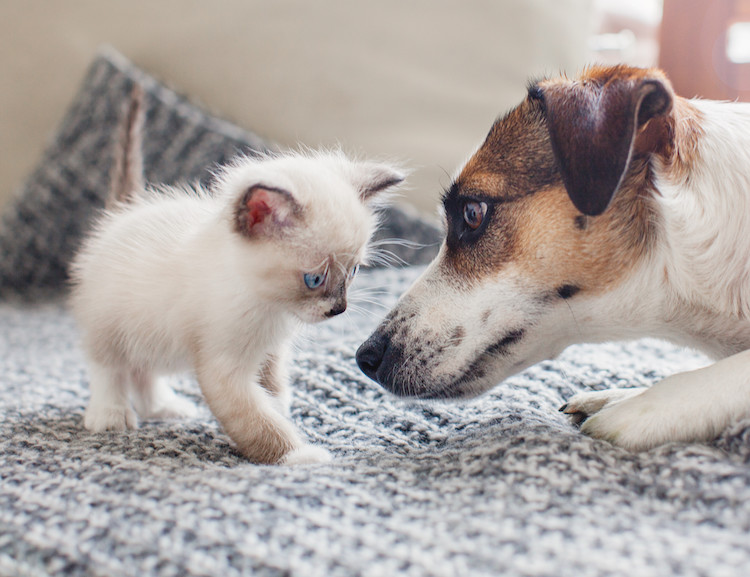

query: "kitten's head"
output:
216 150 404 323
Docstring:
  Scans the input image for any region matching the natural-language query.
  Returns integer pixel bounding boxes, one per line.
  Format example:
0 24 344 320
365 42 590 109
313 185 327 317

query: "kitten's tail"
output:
107 84 146 209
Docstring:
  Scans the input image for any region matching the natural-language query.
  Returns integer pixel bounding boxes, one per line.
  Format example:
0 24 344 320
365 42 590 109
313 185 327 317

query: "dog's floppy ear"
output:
234 185 302 238
540 69 674 216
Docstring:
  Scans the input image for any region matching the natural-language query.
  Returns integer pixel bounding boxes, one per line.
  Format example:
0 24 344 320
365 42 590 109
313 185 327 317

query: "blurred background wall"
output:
0 0 592 216
4 0 724 217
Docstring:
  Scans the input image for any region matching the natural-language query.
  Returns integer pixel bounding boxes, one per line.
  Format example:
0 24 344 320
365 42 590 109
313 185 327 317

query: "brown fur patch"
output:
663 97 705 182
258 353 284 396
537 65 673 216
441 98 557 281
512 173 656 294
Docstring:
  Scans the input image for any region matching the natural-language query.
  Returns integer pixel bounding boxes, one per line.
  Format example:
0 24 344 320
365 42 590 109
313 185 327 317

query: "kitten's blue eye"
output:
349 264 360 280
303 271 326 289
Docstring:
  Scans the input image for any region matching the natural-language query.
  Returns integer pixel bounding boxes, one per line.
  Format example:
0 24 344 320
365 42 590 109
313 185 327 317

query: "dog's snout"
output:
356 332 388 382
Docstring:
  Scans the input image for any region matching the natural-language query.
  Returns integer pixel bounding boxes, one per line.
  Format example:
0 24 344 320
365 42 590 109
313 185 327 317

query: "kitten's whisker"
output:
349 297 390 310
346 304 380 319
349 291 390 301
370 237 438 249
349 288 391 297
367 249 409 268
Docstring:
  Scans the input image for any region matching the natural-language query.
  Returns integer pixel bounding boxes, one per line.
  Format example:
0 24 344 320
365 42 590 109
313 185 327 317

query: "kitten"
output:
70 87 404 465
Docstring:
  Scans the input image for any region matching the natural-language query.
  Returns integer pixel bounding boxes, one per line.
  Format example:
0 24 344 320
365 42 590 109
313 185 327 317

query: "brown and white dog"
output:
356 64 750 451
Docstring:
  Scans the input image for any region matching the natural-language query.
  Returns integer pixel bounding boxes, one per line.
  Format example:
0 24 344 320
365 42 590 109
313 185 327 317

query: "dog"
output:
356 64 750 451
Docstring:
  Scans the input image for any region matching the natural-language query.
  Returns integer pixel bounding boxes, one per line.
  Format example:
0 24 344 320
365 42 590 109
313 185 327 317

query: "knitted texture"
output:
2 266 750 577
0 47 440 301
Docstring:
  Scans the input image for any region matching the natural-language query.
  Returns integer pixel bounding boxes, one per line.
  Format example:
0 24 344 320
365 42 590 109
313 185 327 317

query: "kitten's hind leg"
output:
130 368 198 421
196 357 330 465
84 361 138 432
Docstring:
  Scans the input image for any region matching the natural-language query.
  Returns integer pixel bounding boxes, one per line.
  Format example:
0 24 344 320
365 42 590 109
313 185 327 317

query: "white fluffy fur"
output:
71 150 402 464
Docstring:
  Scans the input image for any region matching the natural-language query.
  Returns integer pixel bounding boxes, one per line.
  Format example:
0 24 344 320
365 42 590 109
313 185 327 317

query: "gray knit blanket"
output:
2 265 750 577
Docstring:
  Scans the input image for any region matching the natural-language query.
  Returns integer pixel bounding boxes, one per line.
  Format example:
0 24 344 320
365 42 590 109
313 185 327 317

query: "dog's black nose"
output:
356 332 388 382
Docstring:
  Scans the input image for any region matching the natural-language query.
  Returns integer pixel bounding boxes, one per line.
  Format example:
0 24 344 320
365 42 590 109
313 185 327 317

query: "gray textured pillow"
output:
0 46 440 301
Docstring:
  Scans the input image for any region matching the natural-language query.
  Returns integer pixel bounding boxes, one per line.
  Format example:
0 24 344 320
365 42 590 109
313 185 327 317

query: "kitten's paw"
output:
561 387 646 425
142 395 199 421
279 445 332 466
84 405 138 432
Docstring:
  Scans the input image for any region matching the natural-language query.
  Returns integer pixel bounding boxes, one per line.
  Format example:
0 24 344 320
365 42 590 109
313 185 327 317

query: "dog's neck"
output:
635 99 750 357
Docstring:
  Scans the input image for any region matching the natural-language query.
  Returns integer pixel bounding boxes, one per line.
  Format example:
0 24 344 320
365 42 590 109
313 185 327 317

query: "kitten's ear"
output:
350 162 406 203
234 185 301 238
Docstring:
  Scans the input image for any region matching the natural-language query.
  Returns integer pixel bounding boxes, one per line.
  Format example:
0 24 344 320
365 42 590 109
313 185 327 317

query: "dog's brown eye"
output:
463 201 487 230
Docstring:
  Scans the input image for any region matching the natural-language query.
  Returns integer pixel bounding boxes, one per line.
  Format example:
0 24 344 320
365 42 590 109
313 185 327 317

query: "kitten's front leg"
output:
577 349 750 450
258 346 292 417
196 356 330 465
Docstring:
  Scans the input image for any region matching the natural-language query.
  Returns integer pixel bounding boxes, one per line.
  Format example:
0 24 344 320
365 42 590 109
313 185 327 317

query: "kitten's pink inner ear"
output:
236 186 300 237
245 190 274 229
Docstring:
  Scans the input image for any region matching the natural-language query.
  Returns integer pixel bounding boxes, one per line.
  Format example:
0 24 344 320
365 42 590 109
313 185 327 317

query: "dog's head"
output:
356 65 698 399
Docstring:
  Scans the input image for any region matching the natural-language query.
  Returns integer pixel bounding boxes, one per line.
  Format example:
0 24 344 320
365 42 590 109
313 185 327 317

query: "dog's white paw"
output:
84 404 138 432
561 387 646 425
279 445 332 466
579 395 669 451
578 387 716 451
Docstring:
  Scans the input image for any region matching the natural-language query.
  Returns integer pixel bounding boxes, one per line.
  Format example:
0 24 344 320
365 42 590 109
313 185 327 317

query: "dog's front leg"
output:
573 349 750 451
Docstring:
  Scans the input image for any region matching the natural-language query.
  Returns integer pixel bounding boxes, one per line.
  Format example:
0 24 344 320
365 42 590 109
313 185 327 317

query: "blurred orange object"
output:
660 0 750 100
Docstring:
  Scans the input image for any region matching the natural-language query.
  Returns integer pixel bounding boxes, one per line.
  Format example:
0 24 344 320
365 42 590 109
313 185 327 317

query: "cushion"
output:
0 46 441 301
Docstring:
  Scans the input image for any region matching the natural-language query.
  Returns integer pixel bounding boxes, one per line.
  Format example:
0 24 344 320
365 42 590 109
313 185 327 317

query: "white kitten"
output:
70 88 404 465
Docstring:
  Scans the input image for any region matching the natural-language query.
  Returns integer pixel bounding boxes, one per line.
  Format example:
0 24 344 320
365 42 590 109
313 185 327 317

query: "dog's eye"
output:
303 270 327 289
463 201 488 230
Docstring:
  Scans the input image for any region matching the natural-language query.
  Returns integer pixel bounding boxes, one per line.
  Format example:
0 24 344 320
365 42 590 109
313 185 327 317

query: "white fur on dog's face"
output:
365 253 559 399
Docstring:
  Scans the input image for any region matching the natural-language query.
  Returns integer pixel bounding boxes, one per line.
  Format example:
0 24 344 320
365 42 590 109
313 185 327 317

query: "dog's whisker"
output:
564 300 584 340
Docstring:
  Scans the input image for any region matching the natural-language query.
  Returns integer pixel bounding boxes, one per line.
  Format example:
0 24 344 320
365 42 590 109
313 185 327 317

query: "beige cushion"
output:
0 0 593 215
